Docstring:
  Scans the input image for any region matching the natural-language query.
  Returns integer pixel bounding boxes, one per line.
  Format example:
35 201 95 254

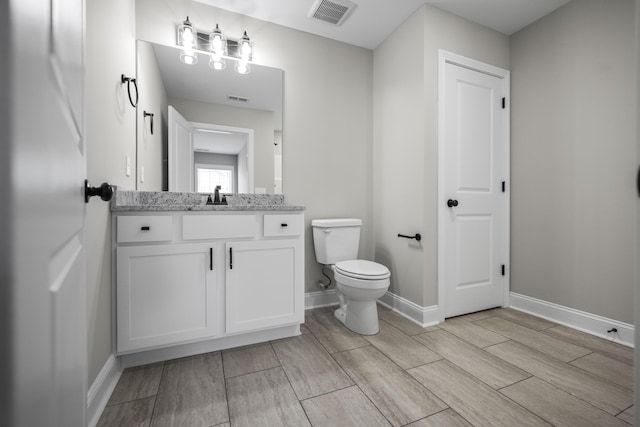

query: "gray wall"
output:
510 0 636 323
136 41 168 191
373 5 510 308
135 0 374 293
85 0 136 384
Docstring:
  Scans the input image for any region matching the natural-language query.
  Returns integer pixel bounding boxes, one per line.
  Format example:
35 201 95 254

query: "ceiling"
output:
194 0 571 49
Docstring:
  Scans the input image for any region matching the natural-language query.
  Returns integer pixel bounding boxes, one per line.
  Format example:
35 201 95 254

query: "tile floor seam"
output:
493 381 558 426
147 363 165 426
297 383 360 403
615 404 634 418
508 375 634 426
350 383 395 427
219 355 232 426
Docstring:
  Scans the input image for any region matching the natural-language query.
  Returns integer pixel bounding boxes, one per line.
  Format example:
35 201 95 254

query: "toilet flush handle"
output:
322 228 331 233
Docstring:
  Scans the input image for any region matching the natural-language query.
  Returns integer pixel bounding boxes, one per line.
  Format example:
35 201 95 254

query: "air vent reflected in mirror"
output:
228 95 249 103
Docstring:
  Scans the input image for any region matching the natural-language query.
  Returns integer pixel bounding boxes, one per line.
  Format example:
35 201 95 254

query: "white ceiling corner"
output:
193 0 571 49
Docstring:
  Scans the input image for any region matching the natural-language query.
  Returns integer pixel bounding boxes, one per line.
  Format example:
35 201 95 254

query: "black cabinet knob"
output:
447 199 459 208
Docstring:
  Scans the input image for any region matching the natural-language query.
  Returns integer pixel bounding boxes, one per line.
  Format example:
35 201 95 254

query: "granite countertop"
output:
111 189 305 212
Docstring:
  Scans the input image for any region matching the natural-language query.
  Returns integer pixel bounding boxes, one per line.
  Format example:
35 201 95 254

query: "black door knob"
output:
85 180 113 203
447 199 459 208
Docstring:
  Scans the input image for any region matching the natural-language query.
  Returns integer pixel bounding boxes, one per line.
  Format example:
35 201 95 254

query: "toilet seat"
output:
335 260 390 280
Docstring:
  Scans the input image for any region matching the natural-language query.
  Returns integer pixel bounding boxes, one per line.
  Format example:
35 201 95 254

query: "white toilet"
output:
311 218 391 335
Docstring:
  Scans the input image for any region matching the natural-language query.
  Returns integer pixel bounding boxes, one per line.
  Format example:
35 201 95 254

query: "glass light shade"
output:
235 60 250 75
209 54 226 70
180 47 198 65
240 31 252 61
178 17 196 49
209 24 226 57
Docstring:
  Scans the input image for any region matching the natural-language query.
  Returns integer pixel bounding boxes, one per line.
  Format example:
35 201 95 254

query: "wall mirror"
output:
136 40 283 194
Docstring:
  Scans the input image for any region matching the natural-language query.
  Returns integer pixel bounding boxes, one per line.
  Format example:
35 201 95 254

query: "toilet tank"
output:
311 218 362 264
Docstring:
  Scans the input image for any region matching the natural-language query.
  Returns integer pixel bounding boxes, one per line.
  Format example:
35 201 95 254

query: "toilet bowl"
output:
311 219 391 335
332 260 390 335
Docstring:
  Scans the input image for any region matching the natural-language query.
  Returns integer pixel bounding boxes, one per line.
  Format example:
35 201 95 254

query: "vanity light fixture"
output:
176 17 253 74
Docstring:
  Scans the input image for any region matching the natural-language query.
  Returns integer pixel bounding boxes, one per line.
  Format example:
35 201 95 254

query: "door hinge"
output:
501 264 506 276
502 181 506 193
502 97 506 109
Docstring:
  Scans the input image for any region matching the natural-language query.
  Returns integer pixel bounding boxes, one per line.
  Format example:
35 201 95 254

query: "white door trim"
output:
191 121 255 194
437 50 511 322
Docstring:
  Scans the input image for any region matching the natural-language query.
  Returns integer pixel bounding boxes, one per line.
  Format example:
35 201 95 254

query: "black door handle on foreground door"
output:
447 199 459 208
85 180 113 203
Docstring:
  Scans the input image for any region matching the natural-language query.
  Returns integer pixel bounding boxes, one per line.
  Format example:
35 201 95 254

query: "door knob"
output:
447 199 459 208
84 180 113 203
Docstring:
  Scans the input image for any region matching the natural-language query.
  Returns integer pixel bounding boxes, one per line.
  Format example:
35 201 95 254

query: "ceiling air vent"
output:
228 95 249 103
309 0 357 26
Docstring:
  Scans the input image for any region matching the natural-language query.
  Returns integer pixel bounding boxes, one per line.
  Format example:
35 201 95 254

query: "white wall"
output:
510 0 636 324
136 0 374 291
373 5 509 308
511 0 638 323
85 0 136 384
136 41 168 191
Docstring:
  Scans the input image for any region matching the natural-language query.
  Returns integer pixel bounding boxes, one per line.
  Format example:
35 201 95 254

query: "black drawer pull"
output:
281 223 288 227
141 226 150 231
210 248 213 271
229 247 233 269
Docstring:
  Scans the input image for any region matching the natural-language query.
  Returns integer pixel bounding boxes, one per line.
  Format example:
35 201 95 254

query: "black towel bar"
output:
397 233 421 241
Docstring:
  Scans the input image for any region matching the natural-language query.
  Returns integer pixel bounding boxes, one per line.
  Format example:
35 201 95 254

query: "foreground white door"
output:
439 52 510 319
7 0 88 425
168 105 194 192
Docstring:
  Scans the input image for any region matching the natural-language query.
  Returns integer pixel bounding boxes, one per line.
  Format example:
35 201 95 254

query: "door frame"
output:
192 121 255 194
437 50 511 322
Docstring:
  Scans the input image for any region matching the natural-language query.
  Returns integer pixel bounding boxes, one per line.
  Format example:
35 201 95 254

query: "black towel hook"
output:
121 74 138 108
144 111 154 135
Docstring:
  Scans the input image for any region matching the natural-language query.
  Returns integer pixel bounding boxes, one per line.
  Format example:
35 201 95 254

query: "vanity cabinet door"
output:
225 239 304 334
116 243 216 353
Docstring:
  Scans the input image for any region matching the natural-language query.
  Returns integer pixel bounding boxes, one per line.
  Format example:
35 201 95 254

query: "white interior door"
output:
9 0 88 425
168 105 194 192
439 52 510 319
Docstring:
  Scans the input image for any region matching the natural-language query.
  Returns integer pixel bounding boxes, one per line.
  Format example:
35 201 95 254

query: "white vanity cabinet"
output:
226 239 303 334
116 242 216 353
113 210 304 356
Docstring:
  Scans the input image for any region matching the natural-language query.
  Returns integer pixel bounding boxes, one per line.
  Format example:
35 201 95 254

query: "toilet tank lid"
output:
311 218 362 228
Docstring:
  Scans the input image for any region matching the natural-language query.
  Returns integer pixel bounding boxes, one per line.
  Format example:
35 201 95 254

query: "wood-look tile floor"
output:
98 306 634 427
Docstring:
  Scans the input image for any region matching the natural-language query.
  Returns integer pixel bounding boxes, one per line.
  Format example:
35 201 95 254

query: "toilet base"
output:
334 300 380 335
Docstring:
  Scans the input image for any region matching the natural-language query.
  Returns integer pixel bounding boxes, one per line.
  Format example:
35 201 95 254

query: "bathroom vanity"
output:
111 190 304 363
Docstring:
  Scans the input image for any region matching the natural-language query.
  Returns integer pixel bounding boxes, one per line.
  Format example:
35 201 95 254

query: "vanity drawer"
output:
264 214 303 237
117 216 173 243
183 214 256 240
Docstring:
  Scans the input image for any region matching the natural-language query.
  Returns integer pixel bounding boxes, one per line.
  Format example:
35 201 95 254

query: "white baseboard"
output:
87 354 122 427
509 292 634 347
305 289 339 309
305 290 439 328
378 292 439 328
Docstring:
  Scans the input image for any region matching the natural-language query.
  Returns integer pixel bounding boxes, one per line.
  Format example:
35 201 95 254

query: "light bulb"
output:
180 47 198 65
235 60 250 74
209 53 226 70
